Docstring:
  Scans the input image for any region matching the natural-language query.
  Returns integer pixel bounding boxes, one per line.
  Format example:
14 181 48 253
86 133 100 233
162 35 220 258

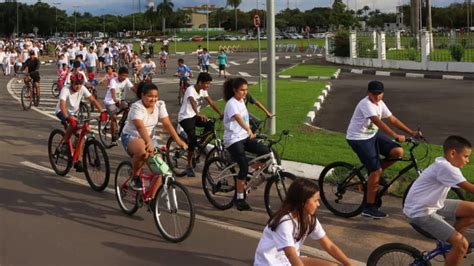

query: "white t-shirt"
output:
223 97 249 148
202 53 211 65
254 215 326 266
121 100 169 138
55 85 92 115
346 96 392 140
141 61 156 74
104 52 113 66
85 52 98 67
104 77 134 105
0 51 5 63
178 85 209 122
403 157 466 218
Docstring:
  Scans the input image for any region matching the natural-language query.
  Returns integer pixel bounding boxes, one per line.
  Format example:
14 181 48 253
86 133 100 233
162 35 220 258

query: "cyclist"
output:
65 61 87 86
223 77 270 211
55 73 107 172
120 82 188 191
201 48 211 73
196 45 203 71
158 47 168 74
404 136 474 266
103 67 136 146
130 52 142 80
245 93 273 133
178 72 223 177
346 80 420 219
176 58 192 84
20 50 41 105
84 46 98 74
140 55 156 80
99 65 118 88
255 178 354 266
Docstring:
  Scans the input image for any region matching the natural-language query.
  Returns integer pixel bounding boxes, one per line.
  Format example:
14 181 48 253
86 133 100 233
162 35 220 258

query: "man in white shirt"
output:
85 46 98 74
346 80 419 219
177 72 222 177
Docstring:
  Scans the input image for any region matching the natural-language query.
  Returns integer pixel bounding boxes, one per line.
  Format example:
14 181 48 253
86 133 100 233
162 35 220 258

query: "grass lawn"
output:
279 64 338 77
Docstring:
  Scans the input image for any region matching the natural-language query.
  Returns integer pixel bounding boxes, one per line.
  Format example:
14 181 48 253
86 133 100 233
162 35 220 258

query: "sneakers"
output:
186 166 195 177
130 176 143 191
74 161 84 172
110 140 118 147
234 199 252 211
361 205 388 219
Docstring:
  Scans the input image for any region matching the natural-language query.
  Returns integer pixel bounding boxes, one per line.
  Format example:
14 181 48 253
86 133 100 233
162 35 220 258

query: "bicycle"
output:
159 58 167 74
177 77 190 105
115 146 195 243
166 117 225 177
47 117 111 191
19 73 39 110
318 137 448 218
98 105 128 149
51 76 64 97
367 223 474 265
84 82 98 112
201 129 296 216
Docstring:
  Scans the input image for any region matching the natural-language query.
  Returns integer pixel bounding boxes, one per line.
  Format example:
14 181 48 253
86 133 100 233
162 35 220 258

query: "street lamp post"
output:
206 0 209 49
53 2 61 37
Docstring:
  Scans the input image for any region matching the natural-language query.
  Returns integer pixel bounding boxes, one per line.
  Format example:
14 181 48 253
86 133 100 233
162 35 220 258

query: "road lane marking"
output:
229 61 240 66
238 72 252 77
247 58 255 64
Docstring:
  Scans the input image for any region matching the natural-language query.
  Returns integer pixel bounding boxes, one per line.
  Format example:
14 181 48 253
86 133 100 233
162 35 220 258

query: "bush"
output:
332 30 350 57
357 40 378 58
449 44 464 62
407 49 419 61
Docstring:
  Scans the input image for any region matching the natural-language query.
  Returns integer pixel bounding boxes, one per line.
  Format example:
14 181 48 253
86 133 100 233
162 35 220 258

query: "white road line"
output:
20 159 364 266
261 57 267 62
229 61 240 66
296 55 302 58
275 56 280 60
284 56 291 59
238 72 252 77
247 58 255 64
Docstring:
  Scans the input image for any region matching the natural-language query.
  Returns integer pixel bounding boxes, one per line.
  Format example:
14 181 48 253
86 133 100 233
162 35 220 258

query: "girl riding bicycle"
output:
120 82 188 191
255 178 354 266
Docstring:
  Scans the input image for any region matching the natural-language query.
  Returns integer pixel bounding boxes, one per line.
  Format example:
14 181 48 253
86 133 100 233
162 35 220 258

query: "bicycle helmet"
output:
70 73 85 84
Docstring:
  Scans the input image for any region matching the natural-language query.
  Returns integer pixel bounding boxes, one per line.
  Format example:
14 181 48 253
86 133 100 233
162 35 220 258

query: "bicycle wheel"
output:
201 157 237 210
153 180 195 243
47 129 72 176
33 88 40 107
318 161 366 218
115 161 139 215
98 119 114 149
51 82 60 97
165 136 188 177
78 102 90 120
205 146 232 163
83 138 110 191
264 171 297 217
21 85 32 110
367 243 427 266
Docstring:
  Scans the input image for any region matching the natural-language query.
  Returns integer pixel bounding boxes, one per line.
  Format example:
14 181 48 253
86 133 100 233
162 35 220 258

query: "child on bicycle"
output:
178 72 223 177
176 58 192 80
158 47 168 74
223 77 270 211
140 55 156 80
103 67 136 146
120 82 188 191
55 73 107 172
99 65 118 88
255 178 354 266
404 135 473 266
346 80 420 219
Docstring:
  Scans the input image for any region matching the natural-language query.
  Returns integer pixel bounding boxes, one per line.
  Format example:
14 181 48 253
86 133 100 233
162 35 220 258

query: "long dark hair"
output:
268 178 319 242
223 77 248 101
136 82 158 99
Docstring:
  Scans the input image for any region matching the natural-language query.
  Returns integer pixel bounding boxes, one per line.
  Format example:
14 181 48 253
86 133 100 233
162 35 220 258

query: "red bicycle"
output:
47 117 111 191
115 146 195 243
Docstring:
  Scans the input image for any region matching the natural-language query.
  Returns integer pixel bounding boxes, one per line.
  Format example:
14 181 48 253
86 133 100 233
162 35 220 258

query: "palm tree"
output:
157 0 174 34
226 0 241 31
144 6 155 31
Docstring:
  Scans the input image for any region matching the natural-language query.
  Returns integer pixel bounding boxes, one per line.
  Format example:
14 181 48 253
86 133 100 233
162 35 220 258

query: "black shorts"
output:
98 57 105 63
29 71 40 83
219 64 226 71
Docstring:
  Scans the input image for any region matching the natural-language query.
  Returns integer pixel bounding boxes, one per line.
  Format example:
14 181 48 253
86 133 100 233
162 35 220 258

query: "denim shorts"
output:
121 133 135 153
347 132 400 173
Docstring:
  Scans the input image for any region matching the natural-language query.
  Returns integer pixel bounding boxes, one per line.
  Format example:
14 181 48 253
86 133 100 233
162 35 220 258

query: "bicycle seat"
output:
409 223 438 240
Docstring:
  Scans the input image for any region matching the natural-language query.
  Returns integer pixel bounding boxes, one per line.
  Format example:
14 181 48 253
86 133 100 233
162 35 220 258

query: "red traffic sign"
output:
253 14 261 28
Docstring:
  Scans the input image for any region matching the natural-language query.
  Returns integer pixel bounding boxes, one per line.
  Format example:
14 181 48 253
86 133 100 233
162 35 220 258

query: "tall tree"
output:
226 0 242 31
157 0 174 34
144 7 156 32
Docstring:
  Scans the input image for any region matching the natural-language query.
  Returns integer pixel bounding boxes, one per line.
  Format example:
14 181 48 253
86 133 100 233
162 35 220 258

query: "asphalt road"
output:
1 52 473 265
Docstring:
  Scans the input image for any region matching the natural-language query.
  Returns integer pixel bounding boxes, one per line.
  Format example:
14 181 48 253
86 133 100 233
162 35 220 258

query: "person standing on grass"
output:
217 48 228 78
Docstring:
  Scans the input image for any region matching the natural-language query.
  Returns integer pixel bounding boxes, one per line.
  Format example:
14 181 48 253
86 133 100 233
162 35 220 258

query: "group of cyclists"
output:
4 36 473 266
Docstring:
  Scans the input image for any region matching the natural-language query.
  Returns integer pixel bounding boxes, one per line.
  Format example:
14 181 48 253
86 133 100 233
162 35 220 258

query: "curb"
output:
305 82 332 124
340 67 474 81
276 68 341 80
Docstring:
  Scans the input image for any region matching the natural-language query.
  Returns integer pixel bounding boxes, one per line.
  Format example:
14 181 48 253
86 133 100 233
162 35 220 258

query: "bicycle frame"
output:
63 120 94 165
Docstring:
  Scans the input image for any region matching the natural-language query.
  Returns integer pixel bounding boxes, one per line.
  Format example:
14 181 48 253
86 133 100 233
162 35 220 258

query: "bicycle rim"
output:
165 137 188 177
367 243 426 266
153 181 195 243
83 139 110 191
264 172 296 217
21 86 32 110
98 119 114 149
201 157 237 210
51 82 60 97
114 161 139 215
47 129 72 176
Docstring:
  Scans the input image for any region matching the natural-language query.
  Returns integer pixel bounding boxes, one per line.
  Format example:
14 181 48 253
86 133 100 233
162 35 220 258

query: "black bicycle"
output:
98 106 128 149
318 137 465 218
19 73 39 110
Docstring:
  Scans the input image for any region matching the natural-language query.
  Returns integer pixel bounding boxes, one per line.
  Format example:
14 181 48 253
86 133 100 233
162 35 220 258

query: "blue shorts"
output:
347 133 401 173
121 133 135 153
56 111 67 125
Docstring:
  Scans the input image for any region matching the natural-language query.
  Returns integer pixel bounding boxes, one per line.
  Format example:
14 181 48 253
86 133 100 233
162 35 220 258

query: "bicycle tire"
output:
78 102 90 120
98 119 114 149
201 157 237 210
83 138 110 191
153 180 195 243
264 171 297 217
115 161 139 215
165 136 188 177
51 82 60 97
33 88 40 107
318 161 366 218
47 129 72 176
21 85 32 110
367 243 428 266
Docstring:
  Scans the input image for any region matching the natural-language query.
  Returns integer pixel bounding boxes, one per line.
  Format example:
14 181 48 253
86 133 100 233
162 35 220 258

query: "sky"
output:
15 0 466 16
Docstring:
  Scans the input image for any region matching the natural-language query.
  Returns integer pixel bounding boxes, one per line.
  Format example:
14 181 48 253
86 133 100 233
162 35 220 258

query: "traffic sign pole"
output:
254 14 262 93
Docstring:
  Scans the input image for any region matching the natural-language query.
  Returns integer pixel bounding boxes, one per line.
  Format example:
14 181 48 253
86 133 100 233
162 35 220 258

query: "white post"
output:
396 30 401 49
325 36 330 57
350 32 357 59
373 30 377 50
450 29 456 46
266 0 276 134
421 30 430 69
378 32 386 60
258 26 262 93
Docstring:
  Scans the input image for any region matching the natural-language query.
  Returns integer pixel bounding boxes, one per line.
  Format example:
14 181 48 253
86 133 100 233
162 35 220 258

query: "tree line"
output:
0 0 471 37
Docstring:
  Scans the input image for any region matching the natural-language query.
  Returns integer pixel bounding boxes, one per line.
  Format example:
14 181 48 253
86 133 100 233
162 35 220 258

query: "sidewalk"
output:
282 160 324 179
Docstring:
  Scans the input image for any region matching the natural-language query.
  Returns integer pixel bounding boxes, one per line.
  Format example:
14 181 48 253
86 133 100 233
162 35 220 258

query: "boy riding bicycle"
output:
404 135 473 266
346 80 420 219
20 50 41 105
177 72 223 177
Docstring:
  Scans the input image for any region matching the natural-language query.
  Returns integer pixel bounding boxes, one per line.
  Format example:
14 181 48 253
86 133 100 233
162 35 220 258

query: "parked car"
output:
223 35 238 41
169 36 182 42
275 34 283 40
191 35 204 42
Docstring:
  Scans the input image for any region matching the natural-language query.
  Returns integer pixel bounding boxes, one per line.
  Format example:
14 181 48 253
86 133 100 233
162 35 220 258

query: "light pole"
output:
206 0 209 49
16 1 19 38
73 5 80 38
53 2 61 37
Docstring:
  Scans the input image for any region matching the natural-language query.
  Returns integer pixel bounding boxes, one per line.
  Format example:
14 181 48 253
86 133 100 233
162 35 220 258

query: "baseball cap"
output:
368 80 384 93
